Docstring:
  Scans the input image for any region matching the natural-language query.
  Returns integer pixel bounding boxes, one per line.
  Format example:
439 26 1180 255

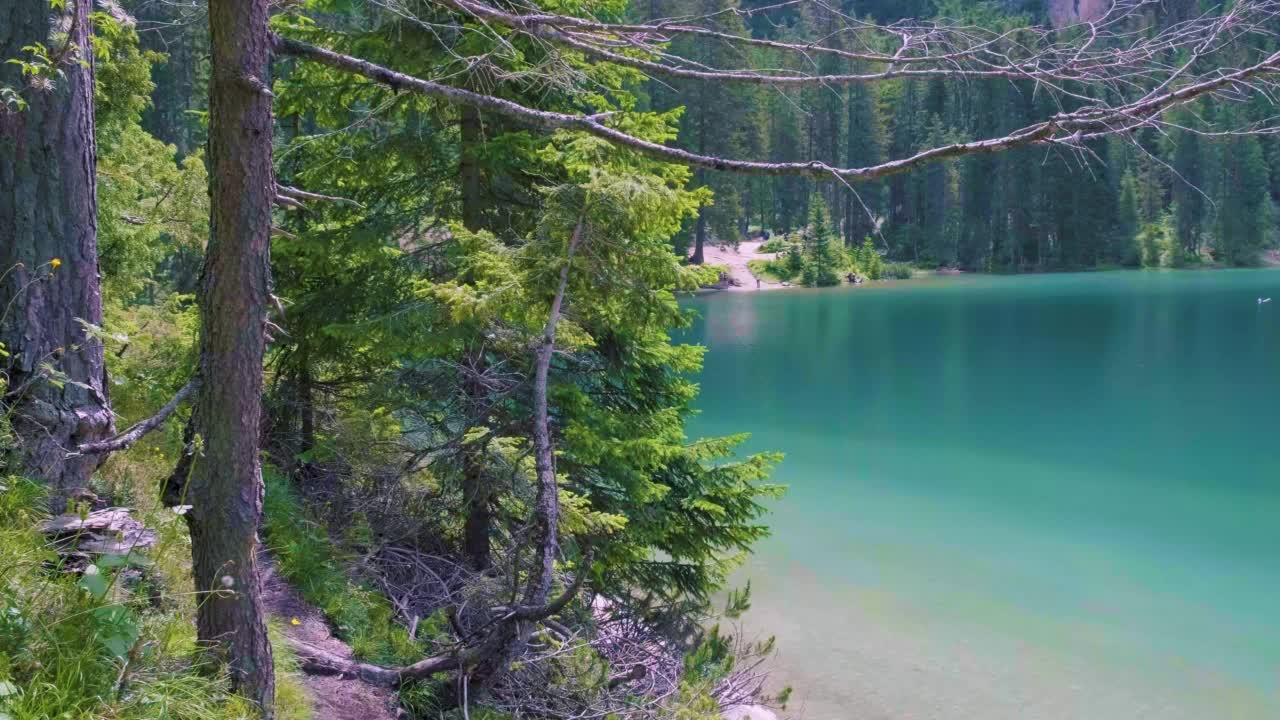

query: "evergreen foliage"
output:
5 0 1280 717
802 196 841 286
639 1 1280 270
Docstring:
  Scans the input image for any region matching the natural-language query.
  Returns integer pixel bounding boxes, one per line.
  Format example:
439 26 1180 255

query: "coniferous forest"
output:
3 0 1280 718
653 0 1279 271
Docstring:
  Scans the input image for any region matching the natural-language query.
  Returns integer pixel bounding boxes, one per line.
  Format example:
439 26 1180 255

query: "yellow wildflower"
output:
50 258 62 270
290 618 300 626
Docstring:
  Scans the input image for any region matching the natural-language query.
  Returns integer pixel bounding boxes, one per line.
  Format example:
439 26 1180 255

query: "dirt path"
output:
698 240 790 291
260 557 402 720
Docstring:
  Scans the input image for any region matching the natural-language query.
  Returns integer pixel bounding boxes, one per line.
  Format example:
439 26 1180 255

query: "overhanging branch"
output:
274 33 1280 183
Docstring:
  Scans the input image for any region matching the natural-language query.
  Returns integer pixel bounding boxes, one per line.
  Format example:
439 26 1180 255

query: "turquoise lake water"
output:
683 269 1280 720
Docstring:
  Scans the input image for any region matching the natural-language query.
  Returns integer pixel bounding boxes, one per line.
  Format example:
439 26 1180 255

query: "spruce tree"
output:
844 77 884 246
1170 122 1207 257
1116 171 1142 266
803 195 841 286
1218 130 1271 266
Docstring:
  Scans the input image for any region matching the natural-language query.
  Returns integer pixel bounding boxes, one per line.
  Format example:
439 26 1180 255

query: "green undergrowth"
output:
262 469 438 667
747 243 916 283
0 472 311 719
685 263 729 287
746 259 789 284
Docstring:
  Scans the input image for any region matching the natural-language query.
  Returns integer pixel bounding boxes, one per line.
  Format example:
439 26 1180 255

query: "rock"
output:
42 507 156 563
43 508 137 535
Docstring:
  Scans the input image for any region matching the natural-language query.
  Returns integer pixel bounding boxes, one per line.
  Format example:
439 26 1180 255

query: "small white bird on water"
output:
1260 297 1272 304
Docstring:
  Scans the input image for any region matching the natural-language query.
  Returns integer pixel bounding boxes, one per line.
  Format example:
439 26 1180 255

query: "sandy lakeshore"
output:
697 240 790 291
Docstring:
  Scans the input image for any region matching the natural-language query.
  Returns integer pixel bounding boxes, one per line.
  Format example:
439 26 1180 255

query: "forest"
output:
2 0 1280 718
657 0 1279 272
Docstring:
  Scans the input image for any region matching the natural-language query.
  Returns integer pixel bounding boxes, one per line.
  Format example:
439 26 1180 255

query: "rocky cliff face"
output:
1048 0 1110 27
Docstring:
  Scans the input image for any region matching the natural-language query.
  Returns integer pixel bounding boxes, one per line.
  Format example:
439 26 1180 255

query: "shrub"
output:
784 244 805 276
1136 213 1197 269
851 238 885 280
883 262 914 279
748 259 791 284
262 469 428 666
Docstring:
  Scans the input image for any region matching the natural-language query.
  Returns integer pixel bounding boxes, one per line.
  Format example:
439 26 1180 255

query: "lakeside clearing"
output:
696 243 1280 294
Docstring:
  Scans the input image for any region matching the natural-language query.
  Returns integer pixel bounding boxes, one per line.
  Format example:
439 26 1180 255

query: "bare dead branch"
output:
276 184 366 208
526 213 585 609
288 636 471 686
274 193 307 210
74 377 200 456
426 0 1280 92
275 32 1280 183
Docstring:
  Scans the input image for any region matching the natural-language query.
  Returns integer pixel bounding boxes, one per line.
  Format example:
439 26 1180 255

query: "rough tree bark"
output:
0 0 112 500
174 0 276 712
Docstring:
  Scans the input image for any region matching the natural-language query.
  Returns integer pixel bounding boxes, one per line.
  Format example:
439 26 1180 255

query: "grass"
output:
881 262 916 280
271 622 315 720
0 471 312 719
0 382 312 720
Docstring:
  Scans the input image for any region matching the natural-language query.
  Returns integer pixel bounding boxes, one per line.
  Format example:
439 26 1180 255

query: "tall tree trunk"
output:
459 118 493 570
293 348 317 488
298 358 315 459
0 0 112 500
179 0 275 711
137 0 202 156
690 85 708 265
461 354 491 571
460 105 485 232
843 192 854 247
692 208 707 265
528 215 582 610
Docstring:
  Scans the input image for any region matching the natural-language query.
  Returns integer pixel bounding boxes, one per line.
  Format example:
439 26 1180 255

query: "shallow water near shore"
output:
683 269 1280 720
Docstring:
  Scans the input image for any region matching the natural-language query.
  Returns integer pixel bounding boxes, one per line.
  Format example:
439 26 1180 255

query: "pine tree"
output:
886 80 922 257
1116 171 1142 266
844 77 884 246
920 115 957 266
1218 130 1271 266
665 0 760 262
854 238 884 279
802 195 841 286
1168 112 1208 258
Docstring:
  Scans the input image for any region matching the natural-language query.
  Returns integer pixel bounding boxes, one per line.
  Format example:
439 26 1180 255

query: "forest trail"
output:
260 556 402 720
699 240 788 291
